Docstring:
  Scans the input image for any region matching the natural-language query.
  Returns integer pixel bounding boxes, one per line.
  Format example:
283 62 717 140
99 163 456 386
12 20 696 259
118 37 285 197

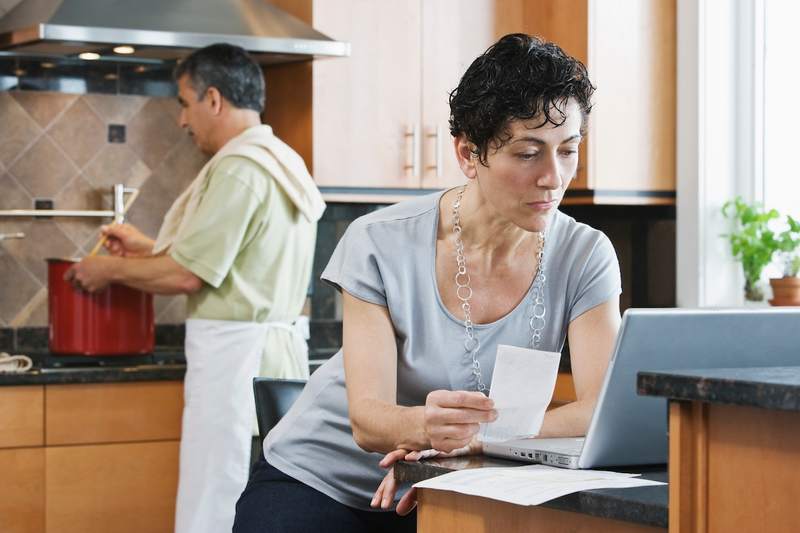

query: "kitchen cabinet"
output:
0 386 43 448
310 0 530 191
45 441 179 533
45 381 183 445
0 380 183 533
276 0 674 204
524 0 676 205
0 448 45 533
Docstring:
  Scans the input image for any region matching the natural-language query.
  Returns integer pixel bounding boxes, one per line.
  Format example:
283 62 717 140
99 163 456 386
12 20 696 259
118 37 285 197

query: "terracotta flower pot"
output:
768 276 800 306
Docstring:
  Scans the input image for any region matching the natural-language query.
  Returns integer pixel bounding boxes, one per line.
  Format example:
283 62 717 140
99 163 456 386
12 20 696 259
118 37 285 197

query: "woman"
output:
234 34 621 533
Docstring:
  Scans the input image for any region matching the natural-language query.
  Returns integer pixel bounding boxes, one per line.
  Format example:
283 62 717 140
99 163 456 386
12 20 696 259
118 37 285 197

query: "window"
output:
763 1 800 221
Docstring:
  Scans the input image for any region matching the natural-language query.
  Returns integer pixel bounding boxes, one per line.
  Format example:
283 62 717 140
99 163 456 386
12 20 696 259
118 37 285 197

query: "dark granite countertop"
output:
394 455 668 529
638 366 800 411
0 345 333 386
0 350 187 386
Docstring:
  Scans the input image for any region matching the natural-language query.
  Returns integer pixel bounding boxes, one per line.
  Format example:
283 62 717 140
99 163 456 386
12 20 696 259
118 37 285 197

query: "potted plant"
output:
769 215 800 306
721 197 781 302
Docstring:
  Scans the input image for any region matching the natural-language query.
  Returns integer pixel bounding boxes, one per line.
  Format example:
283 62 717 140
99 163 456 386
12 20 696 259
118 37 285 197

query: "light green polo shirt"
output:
169 155 317 376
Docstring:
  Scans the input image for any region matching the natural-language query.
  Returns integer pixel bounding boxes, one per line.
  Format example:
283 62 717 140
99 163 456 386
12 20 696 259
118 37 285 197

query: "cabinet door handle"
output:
404 124 421 177
426 125 443 178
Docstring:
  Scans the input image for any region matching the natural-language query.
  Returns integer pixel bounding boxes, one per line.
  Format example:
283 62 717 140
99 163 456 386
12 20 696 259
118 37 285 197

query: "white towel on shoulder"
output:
153 125 325 254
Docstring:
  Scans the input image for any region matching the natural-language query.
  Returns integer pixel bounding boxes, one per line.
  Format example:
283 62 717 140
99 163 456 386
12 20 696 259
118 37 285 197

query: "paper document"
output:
414 465 666 506
479 345 560 443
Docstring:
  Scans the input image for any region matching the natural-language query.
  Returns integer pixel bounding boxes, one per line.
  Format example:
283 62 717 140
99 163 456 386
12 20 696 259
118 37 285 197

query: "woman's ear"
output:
454 135 478 180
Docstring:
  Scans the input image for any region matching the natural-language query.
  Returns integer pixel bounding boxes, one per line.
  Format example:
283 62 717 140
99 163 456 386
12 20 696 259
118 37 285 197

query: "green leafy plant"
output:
776 215 800 277
721 197 780 301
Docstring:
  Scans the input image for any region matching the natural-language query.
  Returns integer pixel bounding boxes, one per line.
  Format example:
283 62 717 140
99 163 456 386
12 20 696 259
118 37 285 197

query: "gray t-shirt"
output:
264 191 621 510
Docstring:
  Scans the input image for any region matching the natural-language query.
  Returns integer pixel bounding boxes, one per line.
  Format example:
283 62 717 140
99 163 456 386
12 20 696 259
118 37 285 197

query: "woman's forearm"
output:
537 399 596 438
350 400 429 454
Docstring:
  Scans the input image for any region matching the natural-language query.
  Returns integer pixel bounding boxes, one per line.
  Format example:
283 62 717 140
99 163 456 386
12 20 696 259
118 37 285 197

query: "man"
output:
67 43 325 533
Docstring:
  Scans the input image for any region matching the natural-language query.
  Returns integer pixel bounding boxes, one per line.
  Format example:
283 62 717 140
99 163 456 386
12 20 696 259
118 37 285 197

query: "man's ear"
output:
206 86 224 115
454 135 479 180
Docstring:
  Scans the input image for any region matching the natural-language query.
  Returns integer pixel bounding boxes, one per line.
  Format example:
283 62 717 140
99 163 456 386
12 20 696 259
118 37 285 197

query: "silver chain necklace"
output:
452 185 547 393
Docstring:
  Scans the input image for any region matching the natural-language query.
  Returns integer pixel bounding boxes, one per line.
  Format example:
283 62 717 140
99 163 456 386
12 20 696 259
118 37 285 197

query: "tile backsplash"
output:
0 90 207 327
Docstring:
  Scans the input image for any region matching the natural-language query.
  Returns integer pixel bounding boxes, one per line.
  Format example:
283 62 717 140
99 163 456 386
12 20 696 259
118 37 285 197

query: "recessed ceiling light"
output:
113 45 135 55
79 52 101 60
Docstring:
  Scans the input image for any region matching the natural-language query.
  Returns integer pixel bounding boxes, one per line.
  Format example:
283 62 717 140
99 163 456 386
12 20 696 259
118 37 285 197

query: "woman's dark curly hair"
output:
449 33 595 165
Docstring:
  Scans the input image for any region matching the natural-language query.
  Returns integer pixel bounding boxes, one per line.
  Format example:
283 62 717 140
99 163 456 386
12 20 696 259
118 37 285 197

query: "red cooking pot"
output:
47 258 154 355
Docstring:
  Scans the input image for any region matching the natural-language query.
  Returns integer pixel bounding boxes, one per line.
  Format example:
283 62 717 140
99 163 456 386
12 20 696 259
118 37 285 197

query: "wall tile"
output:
3 220 80 283
155 295 187 324
0 172 32 209
83 143 151 190
125 172 176 240
82 93 147 124
47 98 105 168
150 136 207 198
0 252 41 324
54 174 107 250
0 92 42 167
127 98 184 170
11 91 77 129
9 135 78 198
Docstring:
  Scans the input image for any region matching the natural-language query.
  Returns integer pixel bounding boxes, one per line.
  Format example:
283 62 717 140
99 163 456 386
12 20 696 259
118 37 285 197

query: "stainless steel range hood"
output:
0 0 349 64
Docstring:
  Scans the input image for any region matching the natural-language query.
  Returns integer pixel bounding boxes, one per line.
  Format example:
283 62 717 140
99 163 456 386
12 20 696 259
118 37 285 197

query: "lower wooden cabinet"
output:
45 441 180 533
0 448 45 533
1 381 183 533
0 386 44 448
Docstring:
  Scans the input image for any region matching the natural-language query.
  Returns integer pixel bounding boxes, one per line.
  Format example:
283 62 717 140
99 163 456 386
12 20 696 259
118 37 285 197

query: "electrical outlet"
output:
108 124 126 143
34 198 54 219
34 198 54 210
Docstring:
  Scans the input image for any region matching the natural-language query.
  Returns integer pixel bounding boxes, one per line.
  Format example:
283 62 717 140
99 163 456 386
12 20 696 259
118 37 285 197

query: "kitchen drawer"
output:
45 381 183 445
46 441 178 533
0 386 44 448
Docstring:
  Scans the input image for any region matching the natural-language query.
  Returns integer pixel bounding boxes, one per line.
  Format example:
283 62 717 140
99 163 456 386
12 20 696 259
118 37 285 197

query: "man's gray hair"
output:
174 43 265 112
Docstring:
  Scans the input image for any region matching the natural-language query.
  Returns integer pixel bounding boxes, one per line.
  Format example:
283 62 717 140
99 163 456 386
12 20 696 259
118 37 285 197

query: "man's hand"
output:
101 224 154 257
64 257 116 292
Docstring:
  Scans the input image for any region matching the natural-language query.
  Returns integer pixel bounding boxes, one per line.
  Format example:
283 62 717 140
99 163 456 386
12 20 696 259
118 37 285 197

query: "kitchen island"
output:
395 456 667 532
638 366 800 533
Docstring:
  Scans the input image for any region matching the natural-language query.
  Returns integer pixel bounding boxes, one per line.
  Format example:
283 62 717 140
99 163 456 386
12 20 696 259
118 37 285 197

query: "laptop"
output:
483 307 800 469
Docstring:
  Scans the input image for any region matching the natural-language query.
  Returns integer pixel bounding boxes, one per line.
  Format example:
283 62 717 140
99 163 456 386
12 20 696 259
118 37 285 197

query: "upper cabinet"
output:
524 0 676 205
268 0 675 204
311 0 529 191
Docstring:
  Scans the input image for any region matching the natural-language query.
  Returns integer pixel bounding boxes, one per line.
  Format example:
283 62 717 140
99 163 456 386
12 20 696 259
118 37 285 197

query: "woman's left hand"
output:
370 438 484 515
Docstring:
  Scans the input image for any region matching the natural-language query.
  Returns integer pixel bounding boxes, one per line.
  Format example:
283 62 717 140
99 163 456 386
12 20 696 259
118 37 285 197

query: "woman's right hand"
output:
101 223 154 257
423 390 497 452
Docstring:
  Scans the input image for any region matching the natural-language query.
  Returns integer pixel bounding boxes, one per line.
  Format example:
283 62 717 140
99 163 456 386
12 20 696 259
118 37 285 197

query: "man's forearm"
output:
109 255 203 295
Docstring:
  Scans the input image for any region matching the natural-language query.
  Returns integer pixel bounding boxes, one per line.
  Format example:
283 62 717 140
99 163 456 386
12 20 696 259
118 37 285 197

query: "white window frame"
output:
676 0 765 307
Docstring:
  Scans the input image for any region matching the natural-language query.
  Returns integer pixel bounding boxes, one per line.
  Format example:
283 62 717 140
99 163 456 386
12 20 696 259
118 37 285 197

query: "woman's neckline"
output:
428 187 554 329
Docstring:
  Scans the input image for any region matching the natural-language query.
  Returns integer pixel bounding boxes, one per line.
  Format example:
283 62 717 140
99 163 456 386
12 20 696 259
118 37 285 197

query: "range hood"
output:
0 0 349 64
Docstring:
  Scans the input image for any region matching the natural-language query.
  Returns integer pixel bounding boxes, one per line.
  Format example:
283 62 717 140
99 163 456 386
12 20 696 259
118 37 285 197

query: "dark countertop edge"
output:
637 367 800 411
0 365 186 386
395 460 668 529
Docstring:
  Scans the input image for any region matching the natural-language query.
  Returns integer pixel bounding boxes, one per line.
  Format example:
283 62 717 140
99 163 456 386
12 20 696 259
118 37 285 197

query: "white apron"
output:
174 317 309 533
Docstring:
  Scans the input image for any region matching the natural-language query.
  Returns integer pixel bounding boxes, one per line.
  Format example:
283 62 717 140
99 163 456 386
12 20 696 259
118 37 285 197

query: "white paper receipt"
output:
479 344 561 443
